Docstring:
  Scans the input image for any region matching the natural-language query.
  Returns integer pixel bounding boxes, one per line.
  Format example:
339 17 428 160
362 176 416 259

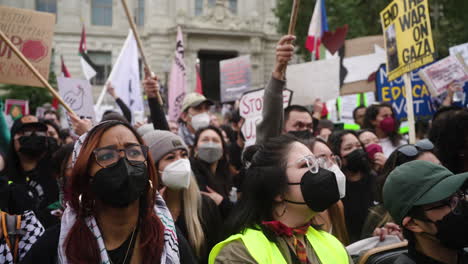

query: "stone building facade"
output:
0 0 280 103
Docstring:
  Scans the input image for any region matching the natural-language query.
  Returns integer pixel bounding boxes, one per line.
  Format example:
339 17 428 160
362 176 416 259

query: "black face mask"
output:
47 137 60 153
285 168 340 212
433 200 468 249
18 135 47 157
343 149 370 173
91 158 148 208
288 130 313 140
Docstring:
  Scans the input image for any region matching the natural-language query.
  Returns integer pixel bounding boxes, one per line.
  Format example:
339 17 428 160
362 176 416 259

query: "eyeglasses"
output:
317 154 342 169
397 139 434 157
424 192 466 215
93 144 148 168
288 155 319 173
16 130 47 137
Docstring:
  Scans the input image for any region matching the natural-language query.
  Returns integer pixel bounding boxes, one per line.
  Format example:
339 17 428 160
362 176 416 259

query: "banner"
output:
0 6 55 87
57 77 96 122
106 31 143 113
286 57 340 105
240 88 293 147
450 42 468 66
380 0 435 81
168 26 187 121
418 55 468 96
220 55 252 103
376 64 434 121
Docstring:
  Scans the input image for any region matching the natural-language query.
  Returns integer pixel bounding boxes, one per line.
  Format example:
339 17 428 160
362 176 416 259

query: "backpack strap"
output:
1 211 23 263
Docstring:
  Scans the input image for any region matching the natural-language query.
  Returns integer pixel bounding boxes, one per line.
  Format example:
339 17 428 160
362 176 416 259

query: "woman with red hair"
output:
21 120 189 263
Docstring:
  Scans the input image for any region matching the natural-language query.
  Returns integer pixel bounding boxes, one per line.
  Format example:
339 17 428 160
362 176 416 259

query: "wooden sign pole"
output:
121 0 163 105
280 0 301 75
0 30 76 115
403 73 416 144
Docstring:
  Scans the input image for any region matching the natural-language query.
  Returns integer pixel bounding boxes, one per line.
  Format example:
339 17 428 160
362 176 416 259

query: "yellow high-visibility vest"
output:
209 226 349 264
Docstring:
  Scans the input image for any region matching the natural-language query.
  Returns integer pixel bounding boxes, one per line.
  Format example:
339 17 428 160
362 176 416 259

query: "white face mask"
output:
160 159 191 190
327 164 346 199
190 112 210 131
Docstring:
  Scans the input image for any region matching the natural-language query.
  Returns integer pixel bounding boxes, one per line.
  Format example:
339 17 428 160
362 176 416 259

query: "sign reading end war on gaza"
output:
380 0 435 81
0 6 55 87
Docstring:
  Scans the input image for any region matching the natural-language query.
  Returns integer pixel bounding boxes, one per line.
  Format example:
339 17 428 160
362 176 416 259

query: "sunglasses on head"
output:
397 139 434 157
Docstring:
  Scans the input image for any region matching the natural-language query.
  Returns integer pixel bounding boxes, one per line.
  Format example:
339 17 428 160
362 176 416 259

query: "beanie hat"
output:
143 130 188 163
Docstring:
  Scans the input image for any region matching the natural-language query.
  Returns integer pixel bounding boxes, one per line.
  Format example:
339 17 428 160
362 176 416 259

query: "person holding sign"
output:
362 103 406 157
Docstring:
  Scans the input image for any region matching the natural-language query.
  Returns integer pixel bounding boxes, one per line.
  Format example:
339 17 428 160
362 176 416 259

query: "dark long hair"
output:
429 107 468 174
328 130 360 158
223 134 297 240
65 121 164 264
362 103 402 146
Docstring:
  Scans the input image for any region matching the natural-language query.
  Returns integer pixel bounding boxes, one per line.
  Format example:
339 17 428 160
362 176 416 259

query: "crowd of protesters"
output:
0 34 467 264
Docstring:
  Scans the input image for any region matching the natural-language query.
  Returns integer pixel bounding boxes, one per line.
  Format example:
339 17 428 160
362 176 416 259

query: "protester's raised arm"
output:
107 82 132 123
255 35 295 144
143 68 170 131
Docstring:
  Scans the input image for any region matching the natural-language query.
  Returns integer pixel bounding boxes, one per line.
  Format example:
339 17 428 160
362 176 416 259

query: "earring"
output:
149 180 153 189
274 202 287 218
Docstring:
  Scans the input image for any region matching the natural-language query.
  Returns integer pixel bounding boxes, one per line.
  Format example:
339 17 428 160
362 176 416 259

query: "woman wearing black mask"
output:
190 126 235 218
209 135 351 263
2 115 59 228
21 120 189 263
328 130 377 243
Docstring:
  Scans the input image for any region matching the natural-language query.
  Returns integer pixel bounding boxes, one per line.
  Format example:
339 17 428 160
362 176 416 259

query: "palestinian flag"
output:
79 25 97 80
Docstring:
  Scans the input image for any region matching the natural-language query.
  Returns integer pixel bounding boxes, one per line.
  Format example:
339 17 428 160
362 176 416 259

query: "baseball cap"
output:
143 130 189 163
181 93 213 113
10 115 47 136
383 160 468 225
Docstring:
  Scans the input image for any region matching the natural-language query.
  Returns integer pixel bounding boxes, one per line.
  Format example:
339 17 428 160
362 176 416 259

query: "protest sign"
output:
450 43 468 66
286 57 340 105
376 64 434 121
220 55 252 103
57 77 96 122
4 99 29 128
240 88 293 147
380 0 435 81
0 6 55 87
418 55 468 96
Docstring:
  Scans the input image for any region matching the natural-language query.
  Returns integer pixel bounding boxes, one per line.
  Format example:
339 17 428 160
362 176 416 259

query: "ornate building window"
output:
35 0 57 14
136 0 144 25
91 0 113 26
88 51 112 85
228 0 237 14
195 0 216 16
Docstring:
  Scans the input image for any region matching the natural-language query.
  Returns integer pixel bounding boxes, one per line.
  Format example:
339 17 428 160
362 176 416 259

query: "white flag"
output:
106 30 144 112
168 26 187 121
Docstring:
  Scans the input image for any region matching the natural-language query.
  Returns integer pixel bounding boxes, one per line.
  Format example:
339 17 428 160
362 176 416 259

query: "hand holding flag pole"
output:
279 0 301 76
0 30 76 115
121 0 163 105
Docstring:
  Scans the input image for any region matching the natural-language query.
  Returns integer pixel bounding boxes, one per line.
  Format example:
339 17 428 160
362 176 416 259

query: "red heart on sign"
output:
322 25 349 55
21 40 48 62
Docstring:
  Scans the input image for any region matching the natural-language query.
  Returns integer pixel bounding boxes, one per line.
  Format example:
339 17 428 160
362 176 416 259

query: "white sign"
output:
240 88 293 147
57 77 96 122
418 55 468 96
450 43 468 66
286 57 340 105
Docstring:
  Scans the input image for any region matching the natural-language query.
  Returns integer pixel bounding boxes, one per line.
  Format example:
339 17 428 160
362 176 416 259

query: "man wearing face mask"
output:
284 105 316 140
383 160 468 264
2 115 59 227
179 93 214 147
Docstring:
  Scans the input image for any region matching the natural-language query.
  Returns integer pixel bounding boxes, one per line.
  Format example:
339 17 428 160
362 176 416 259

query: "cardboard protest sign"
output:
57 77 96 122
286 57 340 105
450 43 468 66
240 88 293 147
380 0 435 81
418 55 468 96
220 55 252 103
0 6 55 87
376 64 434 121
4 99 29 128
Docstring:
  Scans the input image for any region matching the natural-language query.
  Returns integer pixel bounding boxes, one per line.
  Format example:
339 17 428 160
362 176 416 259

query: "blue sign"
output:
376 64 435 121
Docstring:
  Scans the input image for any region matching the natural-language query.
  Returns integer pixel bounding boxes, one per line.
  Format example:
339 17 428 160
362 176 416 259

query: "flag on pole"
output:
168 26 187 121
195 62 203 95
78 25 97 80
61 55 71 78
305 0 329 60
106 30 144 112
